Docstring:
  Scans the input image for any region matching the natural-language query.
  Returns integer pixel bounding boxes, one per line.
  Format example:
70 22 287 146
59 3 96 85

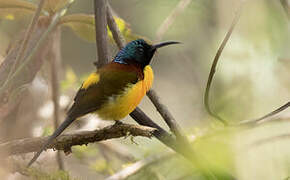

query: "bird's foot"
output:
130 136 138 145
123 131 130 139
123 132 138 145
114 120 123 126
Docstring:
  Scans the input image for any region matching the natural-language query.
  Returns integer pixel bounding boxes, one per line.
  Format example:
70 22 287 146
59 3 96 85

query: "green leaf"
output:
59 13 146 43
0 0 37 20
107 16 129 41
60 13 95 42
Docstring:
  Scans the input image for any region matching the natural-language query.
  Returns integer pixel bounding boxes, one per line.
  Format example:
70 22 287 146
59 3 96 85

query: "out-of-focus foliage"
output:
59 13 143 43
72 145 99 160
43 0 73 14
27 169 76 180
0 0 74 20
192 133 234 177
60 67 78 91
123 130 236 180
107 17 131 41
0 0 36 20
90 159 114 175
41 126 53 137
60 14 95 42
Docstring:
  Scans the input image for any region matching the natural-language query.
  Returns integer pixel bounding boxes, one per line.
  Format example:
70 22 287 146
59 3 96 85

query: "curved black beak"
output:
152 41 181 50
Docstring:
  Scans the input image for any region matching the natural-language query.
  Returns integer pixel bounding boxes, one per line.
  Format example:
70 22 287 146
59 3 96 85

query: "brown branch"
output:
48 27 64 170
0 123 156 156
155 0 192 42
204 2 243 125
94 0 109 68
130 107 176 148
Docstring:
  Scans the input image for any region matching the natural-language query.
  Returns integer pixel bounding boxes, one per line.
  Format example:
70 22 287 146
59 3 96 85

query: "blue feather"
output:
113 39 148 65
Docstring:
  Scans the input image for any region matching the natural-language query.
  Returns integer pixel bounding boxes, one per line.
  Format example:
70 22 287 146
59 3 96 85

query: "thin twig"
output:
204 2 243 125
7 0 46 80
146 90 185 141
280 0 290 20
235 1 289 126
249 132 290 148
130 108 218 180
0 1 74 97
0 123 156 156
239 101 290 125
130 107 177 148
156 0 192 42
106 153 174 180
94 0 109 67
152 1 190 142
48 27 64 170
0 0 45 117
106 4 126 49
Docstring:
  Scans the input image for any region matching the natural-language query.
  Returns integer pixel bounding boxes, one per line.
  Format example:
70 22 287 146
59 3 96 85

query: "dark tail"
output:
27 115 76 167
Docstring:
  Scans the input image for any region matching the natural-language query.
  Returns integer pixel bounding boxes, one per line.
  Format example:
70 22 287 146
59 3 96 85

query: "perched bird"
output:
27 39 180 167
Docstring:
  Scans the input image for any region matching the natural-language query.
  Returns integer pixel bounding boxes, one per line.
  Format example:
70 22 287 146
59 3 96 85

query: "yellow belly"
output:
96 65 154 120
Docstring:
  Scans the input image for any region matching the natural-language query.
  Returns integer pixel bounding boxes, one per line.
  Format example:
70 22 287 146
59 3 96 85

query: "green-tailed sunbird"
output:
27 39 180 167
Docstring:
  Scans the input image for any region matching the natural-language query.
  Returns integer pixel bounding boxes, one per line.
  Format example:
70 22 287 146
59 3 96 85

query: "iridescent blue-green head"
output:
113 39 180 68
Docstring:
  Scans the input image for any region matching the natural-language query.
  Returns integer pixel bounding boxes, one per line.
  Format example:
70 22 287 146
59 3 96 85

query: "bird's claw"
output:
130 136 138 145
114 120 123 126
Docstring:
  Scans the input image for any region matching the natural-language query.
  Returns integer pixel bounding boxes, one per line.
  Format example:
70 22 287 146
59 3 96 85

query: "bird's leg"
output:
113 120 138 145
123 131 137 145
124 131 130 139
114 120 122 126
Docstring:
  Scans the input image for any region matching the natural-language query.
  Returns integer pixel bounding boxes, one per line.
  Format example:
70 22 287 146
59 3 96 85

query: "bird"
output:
27 39 180 167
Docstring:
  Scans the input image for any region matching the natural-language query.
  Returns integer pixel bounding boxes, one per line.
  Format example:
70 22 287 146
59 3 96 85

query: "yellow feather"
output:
97 65 154 120
82 72 100 89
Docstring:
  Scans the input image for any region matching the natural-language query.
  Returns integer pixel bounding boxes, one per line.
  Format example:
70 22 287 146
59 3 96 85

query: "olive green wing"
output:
67 67 139 118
